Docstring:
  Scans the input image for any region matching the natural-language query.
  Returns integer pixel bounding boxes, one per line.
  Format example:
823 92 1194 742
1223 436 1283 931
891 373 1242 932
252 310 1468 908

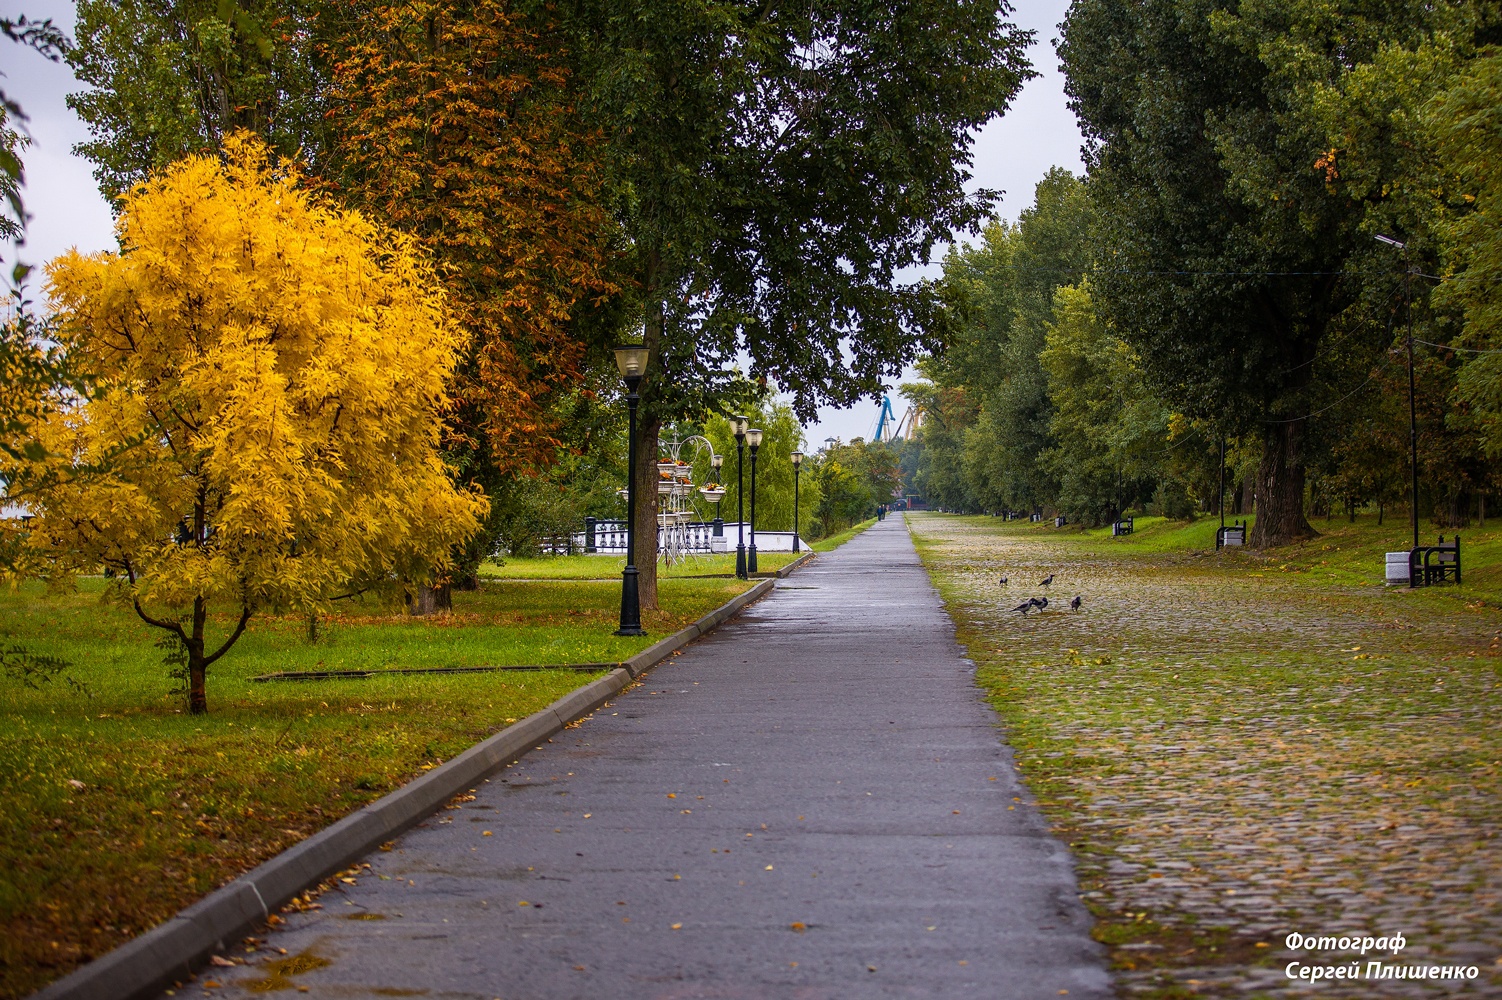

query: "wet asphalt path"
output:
205 516 1110 999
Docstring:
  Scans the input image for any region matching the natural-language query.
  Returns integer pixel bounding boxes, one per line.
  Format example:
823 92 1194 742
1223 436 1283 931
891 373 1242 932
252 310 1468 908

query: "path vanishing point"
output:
201 516 1111 999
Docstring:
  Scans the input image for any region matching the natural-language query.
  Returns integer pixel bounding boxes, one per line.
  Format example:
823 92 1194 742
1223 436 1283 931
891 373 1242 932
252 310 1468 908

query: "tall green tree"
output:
1038 281 1172 524
923 168 1092 513
1431 48 1502 459
1060 0 1388 546
66 0 329 203
567 0 1033 606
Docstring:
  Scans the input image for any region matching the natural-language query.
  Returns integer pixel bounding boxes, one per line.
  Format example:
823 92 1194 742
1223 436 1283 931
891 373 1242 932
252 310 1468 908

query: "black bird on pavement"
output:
1039 574 1055 587
998 576 1009 586
1070 595 1083 611
1011 601 1033 614
1028 596 1049 610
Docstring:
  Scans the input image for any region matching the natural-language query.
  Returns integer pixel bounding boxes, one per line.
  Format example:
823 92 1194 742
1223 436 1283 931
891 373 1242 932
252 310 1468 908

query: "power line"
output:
1262 352 1397 425
1412 338 1502 355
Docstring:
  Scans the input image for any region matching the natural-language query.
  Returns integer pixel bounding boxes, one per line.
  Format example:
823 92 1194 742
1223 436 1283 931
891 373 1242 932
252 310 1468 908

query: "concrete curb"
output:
31 574 792 1000
774 550 816 578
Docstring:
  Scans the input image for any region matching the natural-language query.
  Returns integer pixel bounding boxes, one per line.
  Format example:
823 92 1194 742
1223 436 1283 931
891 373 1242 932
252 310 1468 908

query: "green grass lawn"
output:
810 517 877 552
0 576 751 999
998 508 1502 604
908 511 1502 998
482 549 799 580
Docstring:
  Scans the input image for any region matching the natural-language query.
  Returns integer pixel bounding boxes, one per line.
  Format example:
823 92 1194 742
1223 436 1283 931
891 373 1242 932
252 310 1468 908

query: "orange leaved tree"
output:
20 134 487 713
325 0 619 478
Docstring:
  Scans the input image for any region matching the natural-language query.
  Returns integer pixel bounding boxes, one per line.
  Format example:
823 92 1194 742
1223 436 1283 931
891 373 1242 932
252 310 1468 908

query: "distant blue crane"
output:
869 394 919 443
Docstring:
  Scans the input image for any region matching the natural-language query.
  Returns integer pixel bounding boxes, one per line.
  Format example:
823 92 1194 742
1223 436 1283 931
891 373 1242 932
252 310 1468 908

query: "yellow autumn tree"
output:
19 133 486 713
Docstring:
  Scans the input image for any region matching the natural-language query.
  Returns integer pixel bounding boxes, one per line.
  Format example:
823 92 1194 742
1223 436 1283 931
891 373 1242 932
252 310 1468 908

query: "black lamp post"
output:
791 450 803 553
747 427 763 573
614 345 649 636
733 416 748 579
710 452 725 541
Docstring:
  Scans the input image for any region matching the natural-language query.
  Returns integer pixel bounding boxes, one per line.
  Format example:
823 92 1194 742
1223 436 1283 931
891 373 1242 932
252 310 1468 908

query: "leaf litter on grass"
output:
908 513 1502 999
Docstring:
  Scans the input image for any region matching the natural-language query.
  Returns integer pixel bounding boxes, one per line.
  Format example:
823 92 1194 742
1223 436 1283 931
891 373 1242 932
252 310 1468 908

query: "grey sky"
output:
2 0 1083 448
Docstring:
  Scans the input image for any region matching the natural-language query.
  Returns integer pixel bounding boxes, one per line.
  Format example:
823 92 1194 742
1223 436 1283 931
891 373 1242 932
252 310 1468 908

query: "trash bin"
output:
1385 551 1411 586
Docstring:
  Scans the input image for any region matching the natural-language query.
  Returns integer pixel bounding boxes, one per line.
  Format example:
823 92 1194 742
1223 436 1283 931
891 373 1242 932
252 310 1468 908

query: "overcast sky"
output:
3 0 1083 449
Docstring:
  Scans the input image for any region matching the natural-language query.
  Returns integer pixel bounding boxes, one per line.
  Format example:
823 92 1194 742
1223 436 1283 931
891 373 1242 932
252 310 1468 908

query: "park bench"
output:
1111 516 1134 537
1216 521 1246 549
1408 535 1461 587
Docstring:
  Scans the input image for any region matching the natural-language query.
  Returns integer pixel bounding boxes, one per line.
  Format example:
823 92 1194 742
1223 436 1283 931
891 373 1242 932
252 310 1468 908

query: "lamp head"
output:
613 345 650 388
746 428 763 449
1374 234 1406 249
791 450 803 467
711 453 723 471
732 415 748 441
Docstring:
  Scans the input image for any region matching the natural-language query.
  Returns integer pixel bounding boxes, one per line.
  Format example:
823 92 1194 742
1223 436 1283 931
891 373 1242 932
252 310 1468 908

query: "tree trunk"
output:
1249 420 1317 549
408 582 451 615
187 596 208 714
634 415 662 611
187 661 207 714
635 254 665 613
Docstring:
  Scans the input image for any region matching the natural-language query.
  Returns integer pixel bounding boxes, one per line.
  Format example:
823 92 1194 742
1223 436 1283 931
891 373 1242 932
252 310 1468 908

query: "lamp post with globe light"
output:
613 345 649 636
791 451 803 553
733 416 749 579
747 427 763 573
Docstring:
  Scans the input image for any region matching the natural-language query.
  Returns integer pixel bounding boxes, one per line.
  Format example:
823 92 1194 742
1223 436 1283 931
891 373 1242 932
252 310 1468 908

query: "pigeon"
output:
998 576 1009 586
1039 574 1055 587
1011 601 1033 615
1070 595 1083 611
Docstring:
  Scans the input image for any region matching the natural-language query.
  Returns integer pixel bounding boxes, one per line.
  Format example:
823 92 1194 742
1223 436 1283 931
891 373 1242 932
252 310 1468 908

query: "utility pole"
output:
1377 234 1420 554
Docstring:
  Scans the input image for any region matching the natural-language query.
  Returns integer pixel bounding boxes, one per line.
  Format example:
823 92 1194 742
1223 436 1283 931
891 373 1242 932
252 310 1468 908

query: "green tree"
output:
1431 48 1502 459
923 168 1093 513
1038 282 1172 524
66 0 329 203
567 0 1033 606
807 438 901 531
1059 0 1408 547
901 379 978 512
693 401 818 538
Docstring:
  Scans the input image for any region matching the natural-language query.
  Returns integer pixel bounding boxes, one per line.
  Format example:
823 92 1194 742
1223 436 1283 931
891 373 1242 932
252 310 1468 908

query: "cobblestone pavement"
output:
908 514 1502 1000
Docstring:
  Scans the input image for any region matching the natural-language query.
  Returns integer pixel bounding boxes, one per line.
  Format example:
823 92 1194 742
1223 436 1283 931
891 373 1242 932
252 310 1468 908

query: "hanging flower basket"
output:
699 486 726 502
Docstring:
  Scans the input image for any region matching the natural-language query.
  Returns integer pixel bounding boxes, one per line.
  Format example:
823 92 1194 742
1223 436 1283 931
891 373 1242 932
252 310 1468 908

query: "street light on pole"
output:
791 451 803 553
1376 234 1420 556
733 416 748 579
613 345 649 636
746 427 763 573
